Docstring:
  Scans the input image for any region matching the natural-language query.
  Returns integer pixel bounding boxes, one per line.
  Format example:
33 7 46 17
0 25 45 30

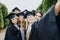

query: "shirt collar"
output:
14 24 20 30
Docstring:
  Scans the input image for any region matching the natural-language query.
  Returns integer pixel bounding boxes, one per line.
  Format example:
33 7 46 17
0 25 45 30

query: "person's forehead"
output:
14 10 20 11
36 13 41 15
28 15 34 17
29 15 34 17
19 16 24 17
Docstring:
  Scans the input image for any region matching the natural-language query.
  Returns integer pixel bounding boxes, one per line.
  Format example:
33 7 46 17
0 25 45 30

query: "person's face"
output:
19 16 24 21
11 16 18 24
14 10 20 14
35 13 42 21
27 15 35 23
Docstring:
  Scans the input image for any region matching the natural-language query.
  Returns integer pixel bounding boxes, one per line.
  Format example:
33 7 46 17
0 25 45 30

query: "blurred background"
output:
0 0 57 40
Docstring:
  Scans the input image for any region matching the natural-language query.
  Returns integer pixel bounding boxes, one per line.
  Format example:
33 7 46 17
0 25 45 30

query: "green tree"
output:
0 3 4 28
36 4 43 12
37 0 57 13
0 2 9 28
1 4 9 27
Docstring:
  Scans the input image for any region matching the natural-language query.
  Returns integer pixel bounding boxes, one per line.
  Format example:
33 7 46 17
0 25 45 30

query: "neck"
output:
14 24 17 25
28 22 32 25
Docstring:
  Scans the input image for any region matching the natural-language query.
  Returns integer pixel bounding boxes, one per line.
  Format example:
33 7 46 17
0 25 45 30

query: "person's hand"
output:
55 0 60 15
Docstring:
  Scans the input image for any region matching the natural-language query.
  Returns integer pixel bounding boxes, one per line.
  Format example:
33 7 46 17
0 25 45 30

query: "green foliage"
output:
0 6 4 28
37 0 57 13
1 4 9 26
0 3 9 28
36 4 43 12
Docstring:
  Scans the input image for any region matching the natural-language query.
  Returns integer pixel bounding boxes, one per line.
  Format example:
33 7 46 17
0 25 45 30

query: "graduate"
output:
34 11 43 28
26 12 37 40
4 13 22 40
36 0 60 40
17 12 26 40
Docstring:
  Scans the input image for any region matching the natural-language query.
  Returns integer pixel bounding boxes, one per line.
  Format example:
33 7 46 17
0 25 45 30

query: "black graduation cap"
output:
31 10 36 15
23 9 29 14
26 11 35 18
24 9 28 12
12 7 21 12
17 12 24 17
5 13 16 20
32 10 36 13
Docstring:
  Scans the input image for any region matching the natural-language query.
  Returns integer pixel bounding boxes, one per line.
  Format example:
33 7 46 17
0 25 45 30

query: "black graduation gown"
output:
4 24 22 40
56 11 60 37
36 5 59 40
34 21 40 28
28 23 37 40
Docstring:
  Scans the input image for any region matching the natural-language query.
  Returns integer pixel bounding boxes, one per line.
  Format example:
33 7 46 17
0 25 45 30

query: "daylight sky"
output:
0 0 42 12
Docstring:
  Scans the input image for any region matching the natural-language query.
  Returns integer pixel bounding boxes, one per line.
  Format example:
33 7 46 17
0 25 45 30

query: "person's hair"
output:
18 19 26 31
8 20 15 27
35 11 43 17
26 20 31 29
27 21 30 26
26 19 33 28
